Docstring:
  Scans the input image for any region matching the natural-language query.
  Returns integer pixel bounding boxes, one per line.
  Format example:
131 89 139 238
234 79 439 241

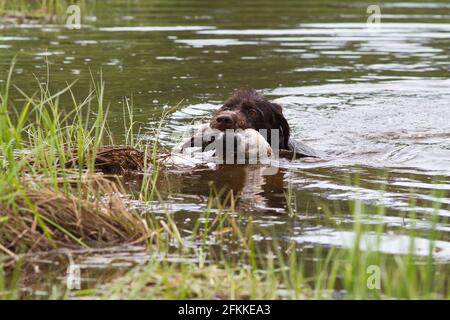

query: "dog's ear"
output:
270 103 290 149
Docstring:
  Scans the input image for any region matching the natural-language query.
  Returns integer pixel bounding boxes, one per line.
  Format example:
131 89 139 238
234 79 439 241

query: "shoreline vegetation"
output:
0 60 165 257
0 60 448 299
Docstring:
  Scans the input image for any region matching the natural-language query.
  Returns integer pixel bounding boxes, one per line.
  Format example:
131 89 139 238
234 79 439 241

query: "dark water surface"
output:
1 0 449 295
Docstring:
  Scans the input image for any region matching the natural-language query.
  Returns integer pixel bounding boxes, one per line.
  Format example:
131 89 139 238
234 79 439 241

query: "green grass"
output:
0 59 154 253
0 59 448 300
101 195 448 300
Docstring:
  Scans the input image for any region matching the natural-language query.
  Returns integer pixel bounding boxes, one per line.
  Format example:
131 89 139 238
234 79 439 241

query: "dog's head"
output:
210 88 290 149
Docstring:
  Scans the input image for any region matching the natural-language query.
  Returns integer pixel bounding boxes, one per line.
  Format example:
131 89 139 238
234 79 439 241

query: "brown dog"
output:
210 88 290 150
181 89 316 159
210 88 316 158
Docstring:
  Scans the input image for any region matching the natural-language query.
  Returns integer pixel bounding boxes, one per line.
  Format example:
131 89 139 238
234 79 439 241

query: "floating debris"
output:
64 145 147 174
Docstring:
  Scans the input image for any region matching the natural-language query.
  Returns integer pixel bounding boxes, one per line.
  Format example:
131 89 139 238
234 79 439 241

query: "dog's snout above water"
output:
210 110 246 131
216 113 233 126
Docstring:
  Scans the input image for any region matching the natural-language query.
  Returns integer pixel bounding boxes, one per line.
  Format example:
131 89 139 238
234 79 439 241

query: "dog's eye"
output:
248 109 257 116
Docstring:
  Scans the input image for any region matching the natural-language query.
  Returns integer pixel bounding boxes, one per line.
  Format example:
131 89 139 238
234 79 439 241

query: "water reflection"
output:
173 164 286 213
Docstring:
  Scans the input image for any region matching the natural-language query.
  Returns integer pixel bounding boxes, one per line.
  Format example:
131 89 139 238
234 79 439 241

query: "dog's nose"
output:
216 115 233 125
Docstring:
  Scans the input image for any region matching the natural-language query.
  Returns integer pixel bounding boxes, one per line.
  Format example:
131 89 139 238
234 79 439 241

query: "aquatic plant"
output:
104 193 448 300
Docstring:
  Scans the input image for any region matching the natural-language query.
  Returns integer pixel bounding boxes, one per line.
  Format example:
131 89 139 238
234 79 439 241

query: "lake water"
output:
1 0 449 295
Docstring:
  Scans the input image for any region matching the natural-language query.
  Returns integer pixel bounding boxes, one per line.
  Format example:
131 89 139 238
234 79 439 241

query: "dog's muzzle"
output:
210 111 241 131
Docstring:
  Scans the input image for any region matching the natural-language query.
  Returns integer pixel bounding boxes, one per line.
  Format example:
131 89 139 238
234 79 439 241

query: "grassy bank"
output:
0 61 448 300
0 59 155 256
